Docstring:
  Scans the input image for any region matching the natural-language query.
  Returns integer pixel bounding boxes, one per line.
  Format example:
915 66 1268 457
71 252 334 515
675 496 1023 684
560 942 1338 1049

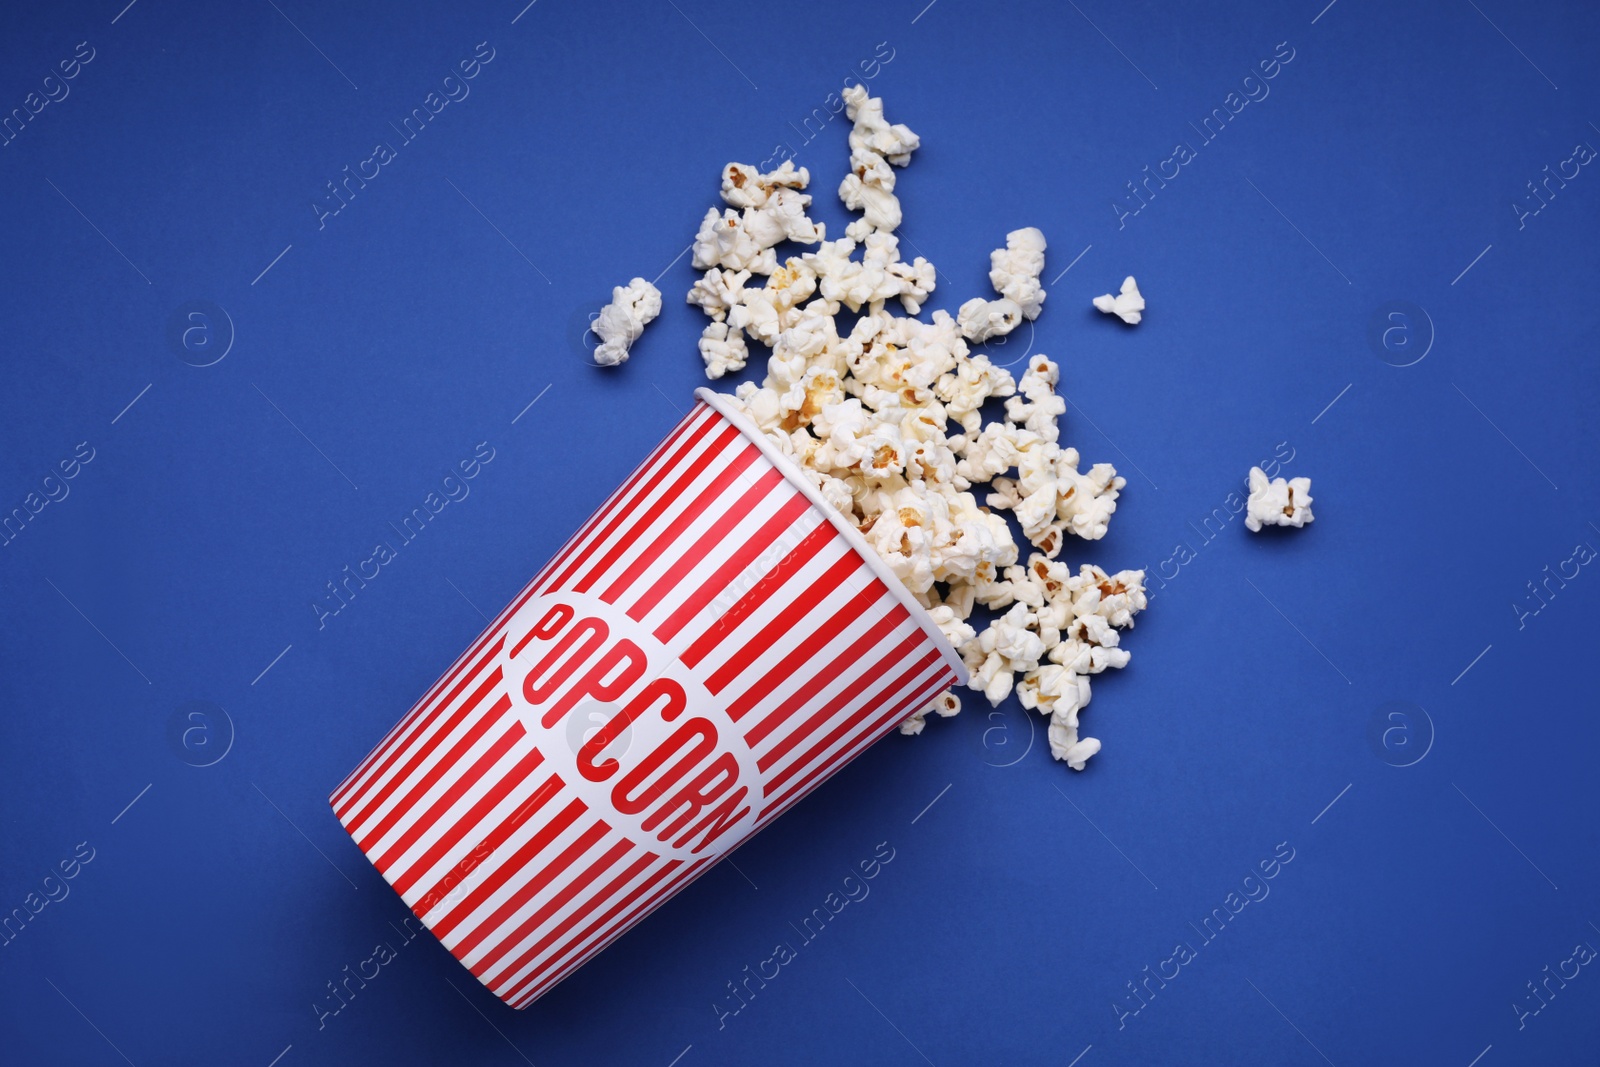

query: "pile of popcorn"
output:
681 85 1148 771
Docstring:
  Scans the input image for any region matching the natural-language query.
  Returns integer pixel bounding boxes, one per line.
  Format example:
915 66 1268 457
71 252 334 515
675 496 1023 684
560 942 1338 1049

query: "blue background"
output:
2 0 1597 1064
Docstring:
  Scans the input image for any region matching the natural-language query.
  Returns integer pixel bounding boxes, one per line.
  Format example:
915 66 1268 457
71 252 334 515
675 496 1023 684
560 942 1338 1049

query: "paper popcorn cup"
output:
330 387 965 1007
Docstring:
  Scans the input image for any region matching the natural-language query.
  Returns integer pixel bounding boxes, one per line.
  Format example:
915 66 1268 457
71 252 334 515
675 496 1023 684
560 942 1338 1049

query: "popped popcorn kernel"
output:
1245 466 1314 532
1093 275 1145 325
592 278 662 367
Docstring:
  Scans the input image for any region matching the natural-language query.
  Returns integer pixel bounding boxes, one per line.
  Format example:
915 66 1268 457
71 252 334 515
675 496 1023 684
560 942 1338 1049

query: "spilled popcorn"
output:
1093 276 1145 325
593 278 663 366
684 85 1148 771
1244 467 1314 532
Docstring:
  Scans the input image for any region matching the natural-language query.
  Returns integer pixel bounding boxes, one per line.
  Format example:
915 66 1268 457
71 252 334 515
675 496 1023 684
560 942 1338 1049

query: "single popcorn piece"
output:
957 297 1023 343
1093 275 1144 325
1244 467 1314 532
842 84 921 165
698 320 748 379
592 278 662 367
719 160 809 210
1004 356 1067 442
692 207 778 275
989 228 1047 320
686 267 751 322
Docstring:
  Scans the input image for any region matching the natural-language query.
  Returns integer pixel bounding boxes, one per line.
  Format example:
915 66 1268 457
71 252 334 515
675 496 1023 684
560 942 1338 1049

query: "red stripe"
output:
706 551 863 697
680 520 834 669
546 412 723 596
334 637 505 819
480 850 656 995
749 604 909 755
343 662 506 833
429 796 588 941
501 855 709 1005
371 720 526 875
391 745 545 897
474 835 635 982
764 663 948 811
411 772 567 917
573 423 743 595
764 644 941 798
599 444 759 606
356 692 512 853
452 819 612 962
653 494 811 644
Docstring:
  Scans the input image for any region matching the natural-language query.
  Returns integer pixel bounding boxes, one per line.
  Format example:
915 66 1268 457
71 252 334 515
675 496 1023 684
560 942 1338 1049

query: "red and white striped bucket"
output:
329 388 966 1007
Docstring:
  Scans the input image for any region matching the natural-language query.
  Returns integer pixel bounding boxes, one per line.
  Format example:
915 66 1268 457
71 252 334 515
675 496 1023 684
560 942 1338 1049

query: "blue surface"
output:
2 0 1597 1063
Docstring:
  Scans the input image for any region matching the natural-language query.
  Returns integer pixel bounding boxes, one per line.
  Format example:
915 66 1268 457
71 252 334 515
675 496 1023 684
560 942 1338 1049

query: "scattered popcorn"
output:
989 228 1048 320
1244 467 1314 532
838 84 920 241
810 233 935 315
1092 275 1144 325
687 85 1148 771
592 278 662 367
691 163 828 278
899 689 960 736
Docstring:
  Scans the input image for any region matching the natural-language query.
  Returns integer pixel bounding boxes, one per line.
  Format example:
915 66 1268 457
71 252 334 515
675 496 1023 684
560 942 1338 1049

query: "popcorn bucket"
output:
329 387 965 1007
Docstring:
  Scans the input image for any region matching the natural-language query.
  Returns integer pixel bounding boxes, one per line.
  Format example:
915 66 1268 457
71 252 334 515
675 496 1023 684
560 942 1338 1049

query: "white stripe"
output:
483 851 665 1004
631 476 805 632
460 823 628 978
497 853 682 1000
543 408 726 597
334 644 502 812
506 855 710 1005
657 508 827 657
481 847 670 997
777 665 954 811
398 764 563 915
428 784 594 941
418 782 586 932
